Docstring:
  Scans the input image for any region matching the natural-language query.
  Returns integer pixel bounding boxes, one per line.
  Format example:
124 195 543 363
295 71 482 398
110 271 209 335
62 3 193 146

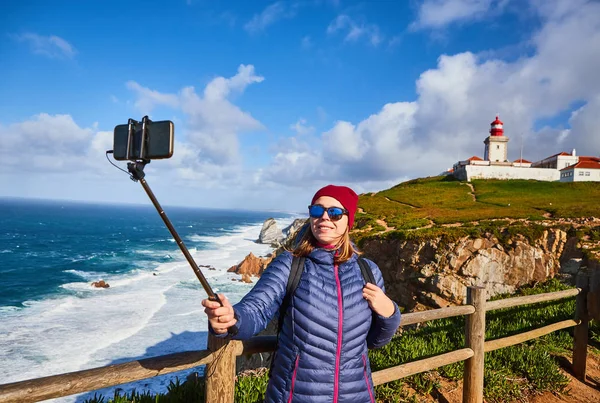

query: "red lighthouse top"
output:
490 115 504 136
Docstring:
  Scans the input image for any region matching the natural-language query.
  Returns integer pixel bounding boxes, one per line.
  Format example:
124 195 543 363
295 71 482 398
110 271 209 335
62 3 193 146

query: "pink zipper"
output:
333 262 343 403
287 354 300 403
363 354 375 403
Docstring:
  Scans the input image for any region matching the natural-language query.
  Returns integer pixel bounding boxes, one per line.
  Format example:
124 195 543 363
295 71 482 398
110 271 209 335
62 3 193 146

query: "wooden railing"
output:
0 271 596 403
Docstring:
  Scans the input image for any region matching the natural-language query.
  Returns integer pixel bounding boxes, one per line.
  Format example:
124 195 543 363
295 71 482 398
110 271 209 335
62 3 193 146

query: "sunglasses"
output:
308 204 348 221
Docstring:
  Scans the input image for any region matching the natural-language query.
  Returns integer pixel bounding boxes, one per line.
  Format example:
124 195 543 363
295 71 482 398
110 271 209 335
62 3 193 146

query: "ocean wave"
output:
0 305 21 313
0 213 296 393
63 269 110 281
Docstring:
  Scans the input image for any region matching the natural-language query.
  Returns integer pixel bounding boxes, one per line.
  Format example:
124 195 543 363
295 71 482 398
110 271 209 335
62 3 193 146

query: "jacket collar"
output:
307 246 359 271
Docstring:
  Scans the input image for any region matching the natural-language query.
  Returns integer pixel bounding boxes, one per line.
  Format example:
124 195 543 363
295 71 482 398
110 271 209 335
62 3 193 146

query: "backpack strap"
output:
269 255 305 378
358 257 376 285
277 255 305 335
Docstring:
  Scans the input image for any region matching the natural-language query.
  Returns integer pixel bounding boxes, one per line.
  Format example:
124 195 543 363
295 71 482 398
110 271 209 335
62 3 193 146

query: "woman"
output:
202 184 401 403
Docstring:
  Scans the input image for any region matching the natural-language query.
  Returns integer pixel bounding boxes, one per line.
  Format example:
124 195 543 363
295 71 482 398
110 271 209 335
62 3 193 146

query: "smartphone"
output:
113 119 174 161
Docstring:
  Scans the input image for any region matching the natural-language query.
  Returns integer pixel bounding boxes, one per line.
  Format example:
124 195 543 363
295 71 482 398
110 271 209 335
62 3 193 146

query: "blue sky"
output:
1 0 599 212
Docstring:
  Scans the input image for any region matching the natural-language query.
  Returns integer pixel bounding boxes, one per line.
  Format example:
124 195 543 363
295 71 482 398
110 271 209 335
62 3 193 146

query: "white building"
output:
452 116 600 182
559 157 600 182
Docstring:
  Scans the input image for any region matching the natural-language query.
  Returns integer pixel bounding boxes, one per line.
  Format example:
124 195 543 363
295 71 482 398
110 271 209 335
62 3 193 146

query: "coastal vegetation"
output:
354 176 600 244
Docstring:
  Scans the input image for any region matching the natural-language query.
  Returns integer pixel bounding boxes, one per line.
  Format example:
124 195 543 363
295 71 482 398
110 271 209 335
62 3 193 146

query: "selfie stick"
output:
127 161 223 305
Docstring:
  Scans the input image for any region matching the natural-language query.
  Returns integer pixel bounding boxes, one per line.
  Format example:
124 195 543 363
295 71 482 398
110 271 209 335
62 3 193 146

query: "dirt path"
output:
376 219 395 233
461 182 477 202
384 197 418 209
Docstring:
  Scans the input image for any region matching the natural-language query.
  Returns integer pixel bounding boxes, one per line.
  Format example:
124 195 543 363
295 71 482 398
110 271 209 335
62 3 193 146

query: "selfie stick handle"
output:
127 161 222 306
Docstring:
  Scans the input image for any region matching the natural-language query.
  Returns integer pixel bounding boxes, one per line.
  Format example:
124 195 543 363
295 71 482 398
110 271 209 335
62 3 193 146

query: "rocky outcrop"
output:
257 219 284 246
283 219 308 240
91 280 110 288
228 252 274 277
360 228 584 310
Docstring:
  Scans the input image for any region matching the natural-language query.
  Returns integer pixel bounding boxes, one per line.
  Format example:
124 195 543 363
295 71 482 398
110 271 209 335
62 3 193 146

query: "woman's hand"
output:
201 294 237 335
363 283 396 318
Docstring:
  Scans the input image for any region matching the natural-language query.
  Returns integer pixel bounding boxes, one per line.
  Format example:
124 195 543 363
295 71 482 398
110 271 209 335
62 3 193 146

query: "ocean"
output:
0 198 297 402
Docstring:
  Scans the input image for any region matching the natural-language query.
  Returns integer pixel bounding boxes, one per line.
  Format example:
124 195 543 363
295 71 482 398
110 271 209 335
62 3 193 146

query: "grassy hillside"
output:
354 176 600 242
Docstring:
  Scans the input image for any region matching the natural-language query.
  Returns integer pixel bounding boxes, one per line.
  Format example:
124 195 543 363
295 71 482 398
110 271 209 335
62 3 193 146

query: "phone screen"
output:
113 124 129 161
146 121 174 159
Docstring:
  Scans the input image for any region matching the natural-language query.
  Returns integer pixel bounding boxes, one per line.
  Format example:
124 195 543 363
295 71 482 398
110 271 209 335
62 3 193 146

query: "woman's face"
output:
310 196 348 245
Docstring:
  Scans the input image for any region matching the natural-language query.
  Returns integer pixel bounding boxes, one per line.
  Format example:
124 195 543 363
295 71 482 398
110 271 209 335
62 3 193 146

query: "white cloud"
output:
12 33 76 59
0 114 111 173
127 64 264 166
290 118 314 135
260 0 600 186
125 81 179 114
327 14 383 46
244 2 298 33
411 0 500 30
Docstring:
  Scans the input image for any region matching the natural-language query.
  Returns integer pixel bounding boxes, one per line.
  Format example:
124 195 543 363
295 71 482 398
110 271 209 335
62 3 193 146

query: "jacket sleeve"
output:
364 258 401 349
209 251 293 340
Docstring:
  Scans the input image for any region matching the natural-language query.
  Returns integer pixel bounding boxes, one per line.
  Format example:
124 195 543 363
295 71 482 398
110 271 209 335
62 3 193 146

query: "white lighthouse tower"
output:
484 115 509 163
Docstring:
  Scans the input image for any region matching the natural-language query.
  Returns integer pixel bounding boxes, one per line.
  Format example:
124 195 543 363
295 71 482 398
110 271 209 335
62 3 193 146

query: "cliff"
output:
359 227 586 310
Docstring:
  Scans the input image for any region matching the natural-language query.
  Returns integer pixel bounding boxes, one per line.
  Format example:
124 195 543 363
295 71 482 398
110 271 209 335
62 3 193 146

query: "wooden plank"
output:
205 335 238 403
463 286 486 403
372 348 474 386
486 288 580 312
484 319 578 352
573 272 590 381
400 305 475 326
234 336 277 356
0 349 214 403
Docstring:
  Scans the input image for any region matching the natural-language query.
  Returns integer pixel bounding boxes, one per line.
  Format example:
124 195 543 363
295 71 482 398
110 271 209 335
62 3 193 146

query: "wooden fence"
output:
0 271 597 403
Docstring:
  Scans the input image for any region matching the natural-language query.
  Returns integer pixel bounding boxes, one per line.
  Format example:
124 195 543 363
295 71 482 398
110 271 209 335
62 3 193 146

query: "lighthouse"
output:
484 115 509 163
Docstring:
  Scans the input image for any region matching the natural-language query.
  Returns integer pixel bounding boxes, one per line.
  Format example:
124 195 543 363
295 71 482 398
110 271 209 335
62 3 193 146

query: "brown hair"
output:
291 225 361 264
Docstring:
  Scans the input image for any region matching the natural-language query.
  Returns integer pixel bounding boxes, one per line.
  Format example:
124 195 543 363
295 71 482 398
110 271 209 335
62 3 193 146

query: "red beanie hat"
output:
311 184 359 229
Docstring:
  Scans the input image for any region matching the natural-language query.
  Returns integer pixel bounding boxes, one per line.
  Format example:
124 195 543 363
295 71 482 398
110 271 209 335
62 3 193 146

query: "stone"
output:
228 252 273 277
257 218 284 246
91 280 110 288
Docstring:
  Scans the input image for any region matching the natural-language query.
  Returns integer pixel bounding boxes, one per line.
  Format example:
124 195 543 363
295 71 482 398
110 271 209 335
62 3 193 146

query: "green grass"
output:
84 279 600 403
354 176 600 240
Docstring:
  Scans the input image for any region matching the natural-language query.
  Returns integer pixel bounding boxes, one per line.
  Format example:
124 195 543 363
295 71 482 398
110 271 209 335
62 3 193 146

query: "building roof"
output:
513 158 531 163
544 151 572 159
491 115 503 126
560 160 600 171
467 156 483 161
579 156 600 162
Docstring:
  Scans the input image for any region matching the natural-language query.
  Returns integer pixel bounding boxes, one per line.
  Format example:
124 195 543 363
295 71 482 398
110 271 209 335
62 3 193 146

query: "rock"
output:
257 218 284 246
91 280 110 288
241 274 252 283
283 219 308 240
228 252 274 277
359 227 583 310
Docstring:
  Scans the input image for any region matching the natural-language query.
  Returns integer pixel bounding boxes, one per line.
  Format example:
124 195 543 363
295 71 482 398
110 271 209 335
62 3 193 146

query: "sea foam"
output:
0 215 296 402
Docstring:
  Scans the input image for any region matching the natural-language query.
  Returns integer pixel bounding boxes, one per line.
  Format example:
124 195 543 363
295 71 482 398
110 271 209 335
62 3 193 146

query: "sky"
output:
1 0 599 213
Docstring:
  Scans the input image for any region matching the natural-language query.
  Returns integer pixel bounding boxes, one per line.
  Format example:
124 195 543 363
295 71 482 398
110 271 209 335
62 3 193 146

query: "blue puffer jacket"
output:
227 248 401 403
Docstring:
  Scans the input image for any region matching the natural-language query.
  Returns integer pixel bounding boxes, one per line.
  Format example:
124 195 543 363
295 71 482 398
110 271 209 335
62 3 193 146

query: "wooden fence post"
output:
205 334 238 403
573 271 590 381
463 286 486 403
